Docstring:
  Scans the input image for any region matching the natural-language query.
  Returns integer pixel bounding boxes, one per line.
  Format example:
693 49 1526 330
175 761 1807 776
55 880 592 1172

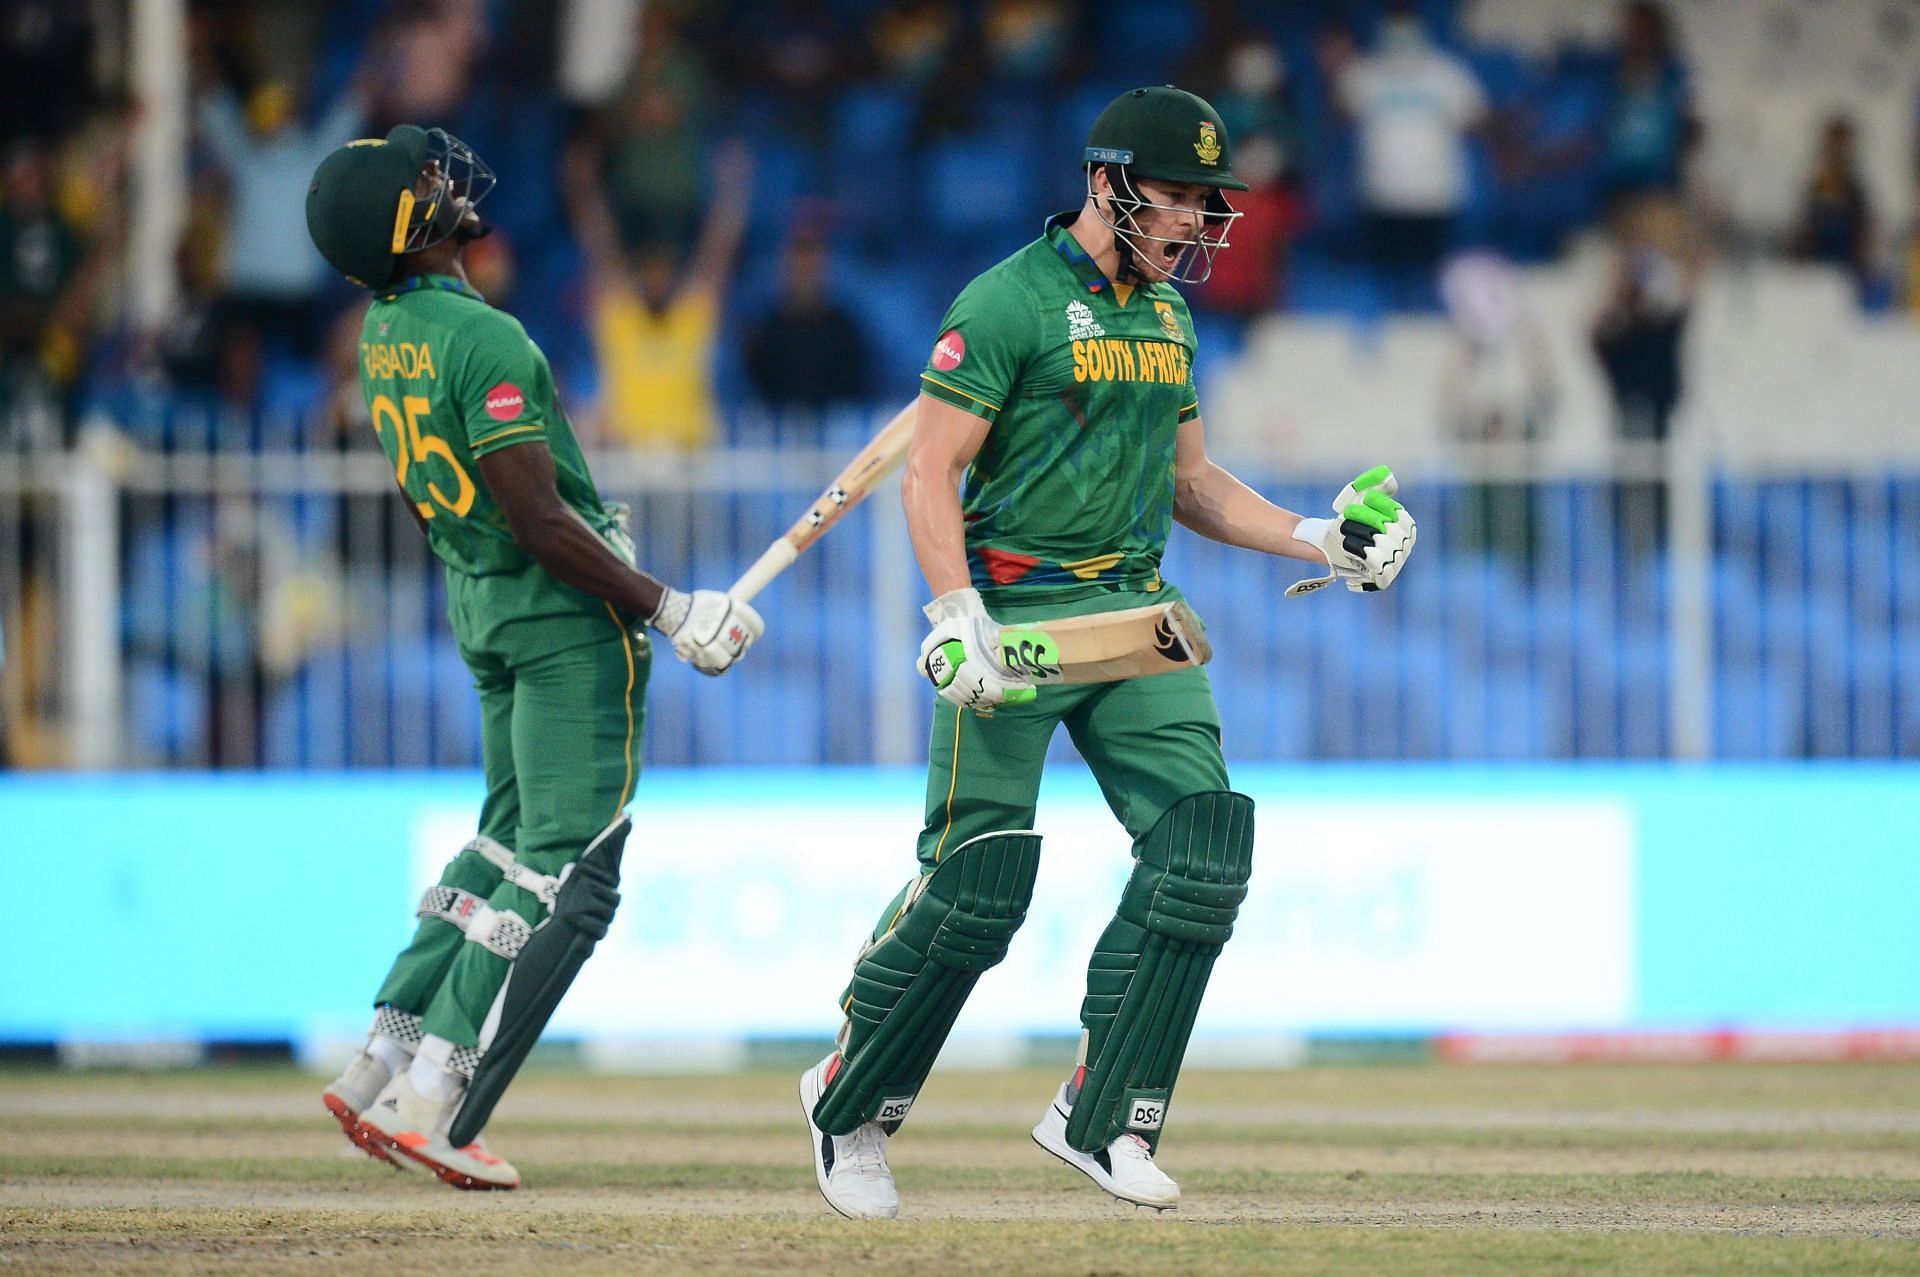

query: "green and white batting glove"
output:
1285 465 1417 597
917 587 1037 713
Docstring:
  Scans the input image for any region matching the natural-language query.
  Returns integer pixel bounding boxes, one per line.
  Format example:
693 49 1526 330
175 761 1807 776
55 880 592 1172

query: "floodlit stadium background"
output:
2 0 1917 1066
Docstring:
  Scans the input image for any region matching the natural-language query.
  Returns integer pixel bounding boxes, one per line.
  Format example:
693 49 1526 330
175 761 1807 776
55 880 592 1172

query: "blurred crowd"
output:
6 0 1920 770
2 0 1918 459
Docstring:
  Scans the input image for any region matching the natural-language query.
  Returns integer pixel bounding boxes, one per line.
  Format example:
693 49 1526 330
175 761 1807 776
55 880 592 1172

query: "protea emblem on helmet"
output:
1193 121 1222 166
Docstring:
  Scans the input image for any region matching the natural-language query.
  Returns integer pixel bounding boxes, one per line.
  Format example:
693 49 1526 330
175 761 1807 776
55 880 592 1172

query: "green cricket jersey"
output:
358 274 616 577
919 214 1200 603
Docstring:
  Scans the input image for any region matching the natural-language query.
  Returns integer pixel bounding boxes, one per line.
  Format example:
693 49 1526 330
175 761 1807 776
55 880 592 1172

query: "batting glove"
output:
1286 466 1417 597
917 587 1036 713
650 587 764 676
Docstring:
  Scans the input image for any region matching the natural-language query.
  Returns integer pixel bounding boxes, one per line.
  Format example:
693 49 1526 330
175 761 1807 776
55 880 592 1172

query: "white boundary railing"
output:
3 413 1916 769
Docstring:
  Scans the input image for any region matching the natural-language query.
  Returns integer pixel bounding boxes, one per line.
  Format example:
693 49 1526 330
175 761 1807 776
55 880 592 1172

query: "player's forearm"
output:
514 509 669 620
1174 461 1323 563
903 451 973 597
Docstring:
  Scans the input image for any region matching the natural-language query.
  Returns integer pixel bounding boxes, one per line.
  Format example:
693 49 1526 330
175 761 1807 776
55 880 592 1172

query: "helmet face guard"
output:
391 128 496 257
1086 161 1241 285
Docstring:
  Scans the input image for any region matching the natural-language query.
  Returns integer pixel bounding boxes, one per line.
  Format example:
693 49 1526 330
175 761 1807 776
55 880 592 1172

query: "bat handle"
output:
729 538 799 604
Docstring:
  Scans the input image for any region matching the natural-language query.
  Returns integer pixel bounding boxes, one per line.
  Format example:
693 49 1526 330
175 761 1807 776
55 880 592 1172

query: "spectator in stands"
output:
1439 250 1556 563
1592 197 1704 554
742 0 858 141
1190 132 1305 326
1791 115 1877 297
985 0 1070 84
364 0 486 126
0 0 98 149
0 138 121 446
744 219 873 413
1338 1 1487 310
565 138 749 450
588 2 715 256
1211 36 1306 184
196 75 366 356
1598 1 1698 202
871 1 960 87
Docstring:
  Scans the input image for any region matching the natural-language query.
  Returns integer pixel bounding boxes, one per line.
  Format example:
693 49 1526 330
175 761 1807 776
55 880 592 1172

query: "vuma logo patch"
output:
484 382 525 421
930 330 966 371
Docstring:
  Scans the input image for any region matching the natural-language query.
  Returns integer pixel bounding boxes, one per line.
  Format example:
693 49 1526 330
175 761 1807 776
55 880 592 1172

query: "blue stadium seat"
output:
924 131 1042 246
265 645 348 769
1714 668 1806 759
127 659 206 763
833 84 916 155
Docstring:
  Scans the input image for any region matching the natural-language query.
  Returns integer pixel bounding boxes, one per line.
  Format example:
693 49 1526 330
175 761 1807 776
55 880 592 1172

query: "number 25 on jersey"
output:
371 393 475 520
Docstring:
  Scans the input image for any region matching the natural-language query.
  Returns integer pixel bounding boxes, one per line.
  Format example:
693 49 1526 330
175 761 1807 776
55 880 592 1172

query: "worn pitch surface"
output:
3 1063 1918 1274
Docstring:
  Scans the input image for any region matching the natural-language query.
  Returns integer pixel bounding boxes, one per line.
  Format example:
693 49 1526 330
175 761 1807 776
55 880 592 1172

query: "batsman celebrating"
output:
305 125 762 1189
799 87 1416 1217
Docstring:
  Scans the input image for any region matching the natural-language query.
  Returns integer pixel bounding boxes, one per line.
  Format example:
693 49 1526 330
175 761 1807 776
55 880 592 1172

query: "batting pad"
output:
447 815 629 1147
1065 790 1254 1154
812 830 1043 1137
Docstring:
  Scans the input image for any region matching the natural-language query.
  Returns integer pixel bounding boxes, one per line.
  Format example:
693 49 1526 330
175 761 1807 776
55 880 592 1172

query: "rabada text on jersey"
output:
918 215 1199 602
358 274 615 578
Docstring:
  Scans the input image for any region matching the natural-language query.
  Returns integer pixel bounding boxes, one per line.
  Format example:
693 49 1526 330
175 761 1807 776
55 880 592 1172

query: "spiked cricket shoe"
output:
800 1054 900 1219
356 1072 521 1191
322 1048 402 1167
1031 1083 1180 1210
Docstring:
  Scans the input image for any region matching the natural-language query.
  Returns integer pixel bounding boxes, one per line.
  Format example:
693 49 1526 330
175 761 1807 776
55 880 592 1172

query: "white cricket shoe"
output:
322 1048 402 1167
799 1054 900 1219
1031 1083 1180 1210
355 1072 521 1191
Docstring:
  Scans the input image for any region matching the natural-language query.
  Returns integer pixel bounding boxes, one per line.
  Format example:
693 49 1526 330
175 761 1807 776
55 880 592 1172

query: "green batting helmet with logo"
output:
1083 85 1249 193
306 124 495 289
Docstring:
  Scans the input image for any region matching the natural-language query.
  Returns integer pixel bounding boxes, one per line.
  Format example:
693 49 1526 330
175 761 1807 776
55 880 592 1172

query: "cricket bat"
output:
729 403 917 603
993 600 1211 685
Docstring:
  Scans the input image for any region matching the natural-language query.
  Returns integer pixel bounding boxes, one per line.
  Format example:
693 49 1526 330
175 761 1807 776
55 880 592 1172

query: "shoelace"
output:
840 1123 891 1177
1114 1133 1155 1162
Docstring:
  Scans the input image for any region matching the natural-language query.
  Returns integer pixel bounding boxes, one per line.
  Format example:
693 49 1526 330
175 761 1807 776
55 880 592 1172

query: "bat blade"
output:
729 404 917 602
994 600 1210 686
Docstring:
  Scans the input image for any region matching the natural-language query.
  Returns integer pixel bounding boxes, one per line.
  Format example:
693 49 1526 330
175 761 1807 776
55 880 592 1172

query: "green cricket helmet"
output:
306 124 496 290
1082 85 1246 285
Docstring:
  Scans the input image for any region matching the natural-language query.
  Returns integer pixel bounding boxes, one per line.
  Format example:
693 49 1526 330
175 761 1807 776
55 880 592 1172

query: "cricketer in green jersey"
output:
303 125 765 1191
800 87 1418 1218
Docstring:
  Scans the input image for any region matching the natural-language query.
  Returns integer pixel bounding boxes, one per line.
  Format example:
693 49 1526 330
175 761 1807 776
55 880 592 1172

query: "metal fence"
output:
3 408 1916 769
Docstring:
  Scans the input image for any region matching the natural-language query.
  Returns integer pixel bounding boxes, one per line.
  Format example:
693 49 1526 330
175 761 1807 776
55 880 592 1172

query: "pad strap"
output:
417 884 484 927
372 1005 423 1049
463 905 535 960
415 886 533 959
466 836 563 909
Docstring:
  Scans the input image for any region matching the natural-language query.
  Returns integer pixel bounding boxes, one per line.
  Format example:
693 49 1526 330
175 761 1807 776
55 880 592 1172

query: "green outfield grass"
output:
3 1063 1918 1275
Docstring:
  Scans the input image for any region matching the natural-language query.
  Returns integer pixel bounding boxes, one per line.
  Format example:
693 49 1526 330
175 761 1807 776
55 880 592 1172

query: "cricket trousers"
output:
858 586 1232 1001
375 561 650 1047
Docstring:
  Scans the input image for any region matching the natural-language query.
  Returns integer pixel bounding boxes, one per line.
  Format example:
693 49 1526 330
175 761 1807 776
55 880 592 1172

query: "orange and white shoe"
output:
355 1072 521 1191
323 1048 403 1168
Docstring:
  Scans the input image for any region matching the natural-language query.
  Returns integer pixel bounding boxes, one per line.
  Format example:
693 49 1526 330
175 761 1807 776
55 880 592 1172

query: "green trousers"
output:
864 587 1231 947
375 563 650 1047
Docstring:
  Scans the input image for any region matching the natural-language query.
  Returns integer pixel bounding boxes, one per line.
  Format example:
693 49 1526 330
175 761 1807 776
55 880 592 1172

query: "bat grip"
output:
729 538 799 604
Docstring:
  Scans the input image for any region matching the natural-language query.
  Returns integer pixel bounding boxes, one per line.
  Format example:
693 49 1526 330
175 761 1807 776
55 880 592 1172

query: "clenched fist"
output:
1286 466 1417 597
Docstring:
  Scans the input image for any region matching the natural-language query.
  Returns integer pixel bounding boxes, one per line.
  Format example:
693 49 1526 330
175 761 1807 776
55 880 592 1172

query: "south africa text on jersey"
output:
361 341 438 381
1071 338 1189 385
